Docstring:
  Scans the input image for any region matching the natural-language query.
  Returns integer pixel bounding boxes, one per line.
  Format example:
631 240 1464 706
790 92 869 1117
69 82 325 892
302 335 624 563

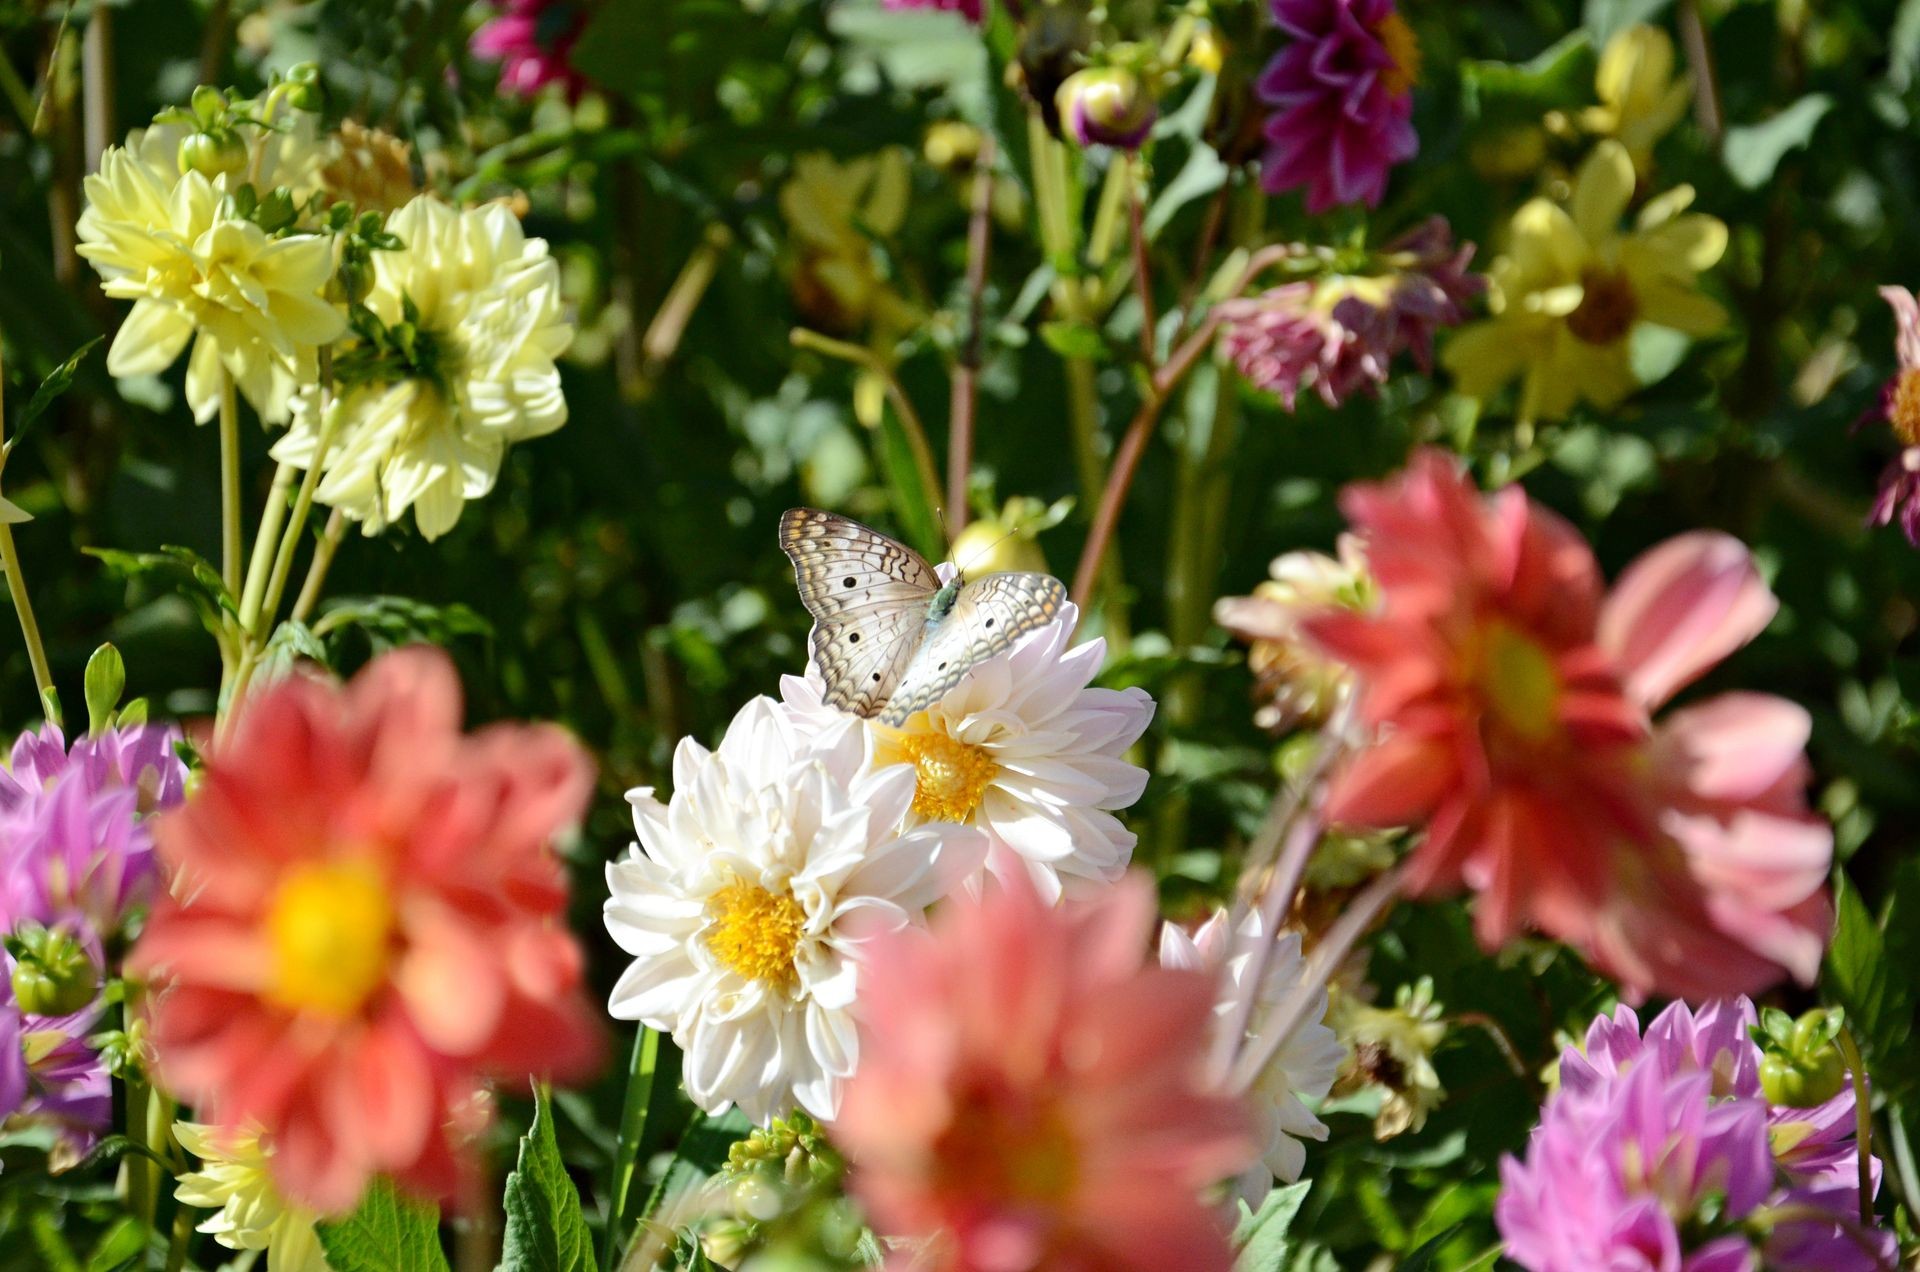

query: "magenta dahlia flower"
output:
1258 0 1420 212
1865 285 1920 543
471 0 593 100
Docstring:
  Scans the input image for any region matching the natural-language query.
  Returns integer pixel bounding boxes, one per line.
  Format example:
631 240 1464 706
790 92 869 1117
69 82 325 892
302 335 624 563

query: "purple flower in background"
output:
0 722 186 942
882 0 983 22
471 0 593 100
1864 286 1920 544
1499 1000 1895 1272
1218 218 1479 409
0 974 111 1170
1258 0 1420 211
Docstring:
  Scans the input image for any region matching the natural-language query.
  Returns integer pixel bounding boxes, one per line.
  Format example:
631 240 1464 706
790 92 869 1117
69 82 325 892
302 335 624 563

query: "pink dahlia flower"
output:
1499 1060 1890 1272
471 0 592 100
1304 450 1831 999
1258 0 1420 212
131 647 601 1213
1864 285 1920 543
0 979 111 1169
834 872 1253 1272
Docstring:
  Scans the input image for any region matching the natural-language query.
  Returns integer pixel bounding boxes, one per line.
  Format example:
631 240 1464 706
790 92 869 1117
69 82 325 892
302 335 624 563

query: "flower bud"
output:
1187 26 1225 76
951 516 1048 577
1756 1007 1847 1108
190 84 228 127
177 130 249 180
1056 67 1158 151
729 1171 786 1222
7 924 100 1018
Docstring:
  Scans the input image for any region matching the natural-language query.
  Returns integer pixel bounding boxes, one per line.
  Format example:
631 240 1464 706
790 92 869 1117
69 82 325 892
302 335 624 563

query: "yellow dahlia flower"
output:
270 195 571 540
1442 140 1726 423
126 91 335 207
76 150 346 424
1581 24 1692 178
172 1120 332 1270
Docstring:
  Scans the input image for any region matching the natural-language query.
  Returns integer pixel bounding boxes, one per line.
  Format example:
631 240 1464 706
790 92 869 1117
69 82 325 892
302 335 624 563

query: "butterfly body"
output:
778 507 1068 725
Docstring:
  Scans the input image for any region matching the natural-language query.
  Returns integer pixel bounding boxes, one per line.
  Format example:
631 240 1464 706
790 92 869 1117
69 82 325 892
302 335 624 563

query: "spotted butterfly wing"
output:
778 508 940 718
877 572 1069 725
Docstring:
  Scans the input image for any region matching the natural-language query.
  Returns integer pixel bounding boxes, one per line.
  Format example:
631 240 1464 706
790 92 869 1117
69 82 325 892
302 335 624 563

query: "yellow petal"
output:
106 300 194 377
1636 281 1728 336
1572 141 1636 246
1629 212 1728 273
1442 320 1532 399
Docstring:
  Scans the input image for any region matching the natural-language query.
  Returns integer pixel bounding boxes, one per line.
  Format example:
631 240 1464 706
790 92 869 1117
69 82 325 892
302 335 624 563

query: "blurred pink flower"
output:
131 647 601 1214
1864 285 1920 543
1258 0 1420 211
471 0 592 100
1218 219 1481 409
835 872 1253 1272
1305 450 1831 999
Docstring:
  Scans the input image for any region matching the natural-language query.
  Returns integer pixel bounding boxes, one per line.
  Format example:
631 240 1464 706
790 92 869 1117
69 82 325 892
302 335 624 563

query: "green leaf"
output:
10 337 103 448
1038 321 1109 362
82 1217 146 1272
501 1086 596 1272
1144 142 1228 241
258 619 331 683
1723 94 1834 190
86 545 239 637
0 493 31 524
1583 0 1674 42
1823 865 1920 1101
314 1178 450 1272
83 644 125 736
1460 34 1595 128
1231 1181 1311 1272
873 412 944 562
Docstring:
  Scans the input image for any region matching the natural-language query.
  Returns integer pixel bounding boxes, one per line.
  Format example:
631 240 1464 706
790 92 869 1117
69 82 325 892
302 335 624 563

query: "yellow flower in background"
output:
76 150 346 425
270 195 571 540
1442 140 1726 423
780 149 917 335
173 1121 332 1270
1581 24 1692 178
1331 979 1448 1141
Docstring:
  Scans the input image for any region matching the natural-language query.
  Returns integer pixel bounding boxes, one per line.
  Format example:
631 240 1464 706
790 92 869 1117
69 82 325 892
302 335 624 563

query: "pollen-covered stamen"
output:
1567 267 1640 346
1374 11 1423 99
1889 368 1920 447
264 860 395 1017
705 879 808 989
899 731 1000 823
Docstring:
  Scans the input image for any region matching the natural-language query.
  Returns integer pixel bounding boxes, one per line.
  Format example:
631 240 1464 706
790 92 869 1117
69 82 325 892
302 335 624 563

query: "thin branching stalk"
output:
253 404 344 643
290 508 345 627
1836 1026 1876 1225
946 134 996 540
790 328 942 512
640 224 732 383
238 461 297 631
1126 160 1158 368
217 372 243 598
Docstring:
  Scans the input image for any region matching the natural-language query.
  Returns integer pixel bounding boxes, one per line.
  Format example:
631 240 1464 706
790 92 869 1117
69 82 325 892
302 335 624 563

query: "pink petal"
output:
1597 532 1777 709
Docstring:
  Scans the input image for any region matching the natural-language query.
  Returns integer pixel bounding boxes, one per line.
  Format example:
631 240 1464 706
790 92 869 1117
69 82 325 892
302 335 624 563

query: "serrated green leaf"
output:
1232 1181 1311 1272
1824 867 1920 1101
314 1178 450 1272
501 1087 596 1272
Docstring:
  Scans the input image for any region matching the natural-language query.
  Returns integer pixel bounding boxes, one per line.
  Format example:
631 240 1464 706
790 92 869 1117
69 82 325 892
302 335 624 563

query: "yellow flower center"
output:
1374 11 1423 99
1890 368 1920 447
704 880 807 989
938 1086 1079 1208
898 731 999 823
1477 622 1562 742
1566 267 1640 346
264 862 394 1018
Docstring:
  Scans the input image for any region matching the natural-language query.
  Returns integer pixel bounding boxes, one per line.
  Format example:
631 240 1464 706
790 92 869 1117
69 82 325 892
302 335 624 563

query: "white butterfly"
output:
778 507 1069 725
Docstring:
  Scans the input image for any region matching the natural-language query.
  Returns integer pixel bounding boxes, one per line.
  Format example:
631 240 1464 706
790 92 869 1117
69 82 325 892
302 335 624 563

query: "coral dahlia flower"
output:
131 647 600 1213
1305 450 1830 998
835 872 1253 1272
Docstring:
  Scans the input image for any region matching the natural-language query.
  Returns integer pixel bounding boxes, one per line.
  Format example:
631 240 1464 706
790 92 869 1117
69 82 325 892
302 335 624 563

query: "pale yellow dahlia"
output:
1581 24 1692 178
270 195 571 540
172 1120 332 1270
76 151 345 424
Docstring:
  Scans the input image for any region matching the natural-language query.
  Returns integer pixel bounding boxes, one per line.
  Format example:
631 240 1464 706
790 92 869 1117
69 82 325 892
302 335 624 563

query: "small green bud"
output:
190 85 228 127
284 80 324 113
84 643 125 736
6 924 100 1017
178 130 248 180
729 1172 786 1223
255 188 299 234
1755 1007 1848 1108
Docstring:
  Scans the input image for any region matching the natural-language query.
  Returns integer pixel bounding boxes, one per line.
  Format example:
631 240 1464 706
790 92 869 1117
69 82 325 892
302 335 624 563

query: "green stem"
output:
1836 1027 1876 1226
218 373 243 599
290 508 345 627
0 345 53 702
789 328 942 512
237 461 296 633
253 404 344 643
164 1199 196 1272
605 1029 663 1272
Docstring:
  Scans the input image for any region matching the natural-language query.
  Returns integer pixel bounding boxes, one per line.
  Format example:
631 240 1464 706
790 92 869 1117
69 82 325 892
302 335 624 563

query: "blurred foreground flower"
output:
782 606 1154 901
1219 219 1480 409
1443 141 1725 422
471 0 593 100
604 697 981 1124
271 195 571 540
1580 24 1692 177
836 872 1253 1272
76 150 345 425
1330 978 1445 1139
0 981 110 1169
1214 535 1373 730
1160 908 1343 1203
1863 285 1920 544
1306 450 1831 998
174 1120 332 1270
131 647 600 1212
1258 0 1420 211
1499 1000 1894 1272
882 0 981 21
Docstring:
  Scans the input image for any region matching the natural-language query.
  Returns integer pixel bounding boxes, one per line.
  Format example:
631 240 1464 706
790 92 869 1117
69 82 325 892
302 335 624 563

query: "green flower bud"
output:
1055 67 1158 152
6 924 99 1017
1754 1007 1847 1108
178 130 249 180
729 1172 786 1223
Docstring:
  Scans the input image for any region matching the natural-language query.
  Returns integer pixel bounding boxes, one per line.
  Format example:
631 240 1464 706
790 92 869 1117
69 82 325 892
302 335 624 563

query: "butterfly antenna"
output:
951 513 1032 579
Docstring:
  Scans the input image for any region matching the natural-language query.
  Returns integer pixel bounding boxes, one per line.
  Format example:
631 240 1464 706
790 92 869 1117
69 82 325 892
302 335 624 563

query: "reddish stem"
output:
947 135 996 542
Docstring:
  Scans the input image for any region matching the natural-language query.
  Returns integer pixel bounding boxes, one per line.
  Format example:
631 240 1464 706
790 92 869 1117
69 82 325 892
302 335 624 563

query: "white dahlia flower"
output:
270 195 571 540
780 606 1154 901
603 697 982 1124
172 1120 331 1270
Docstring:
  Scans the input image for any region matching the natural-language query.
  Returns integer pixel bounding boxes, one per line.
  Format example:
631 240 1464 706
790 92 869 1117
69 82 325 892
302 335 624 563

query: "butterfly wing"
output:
879 572 1069 725
778 508 941 718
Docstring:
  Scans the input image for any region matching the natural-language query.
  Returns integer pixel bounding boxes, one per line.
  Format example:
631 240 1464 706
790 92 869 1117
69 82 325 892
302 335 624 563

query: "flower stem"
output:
0 347 53 702
946 133 996 542
217 372 243 599
605 1028 663 1272
1126 159 1157 368
789 328 943 514
238 461 296 633
1836 1026 1876 1225
253 404 343 643
290 508 345 626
